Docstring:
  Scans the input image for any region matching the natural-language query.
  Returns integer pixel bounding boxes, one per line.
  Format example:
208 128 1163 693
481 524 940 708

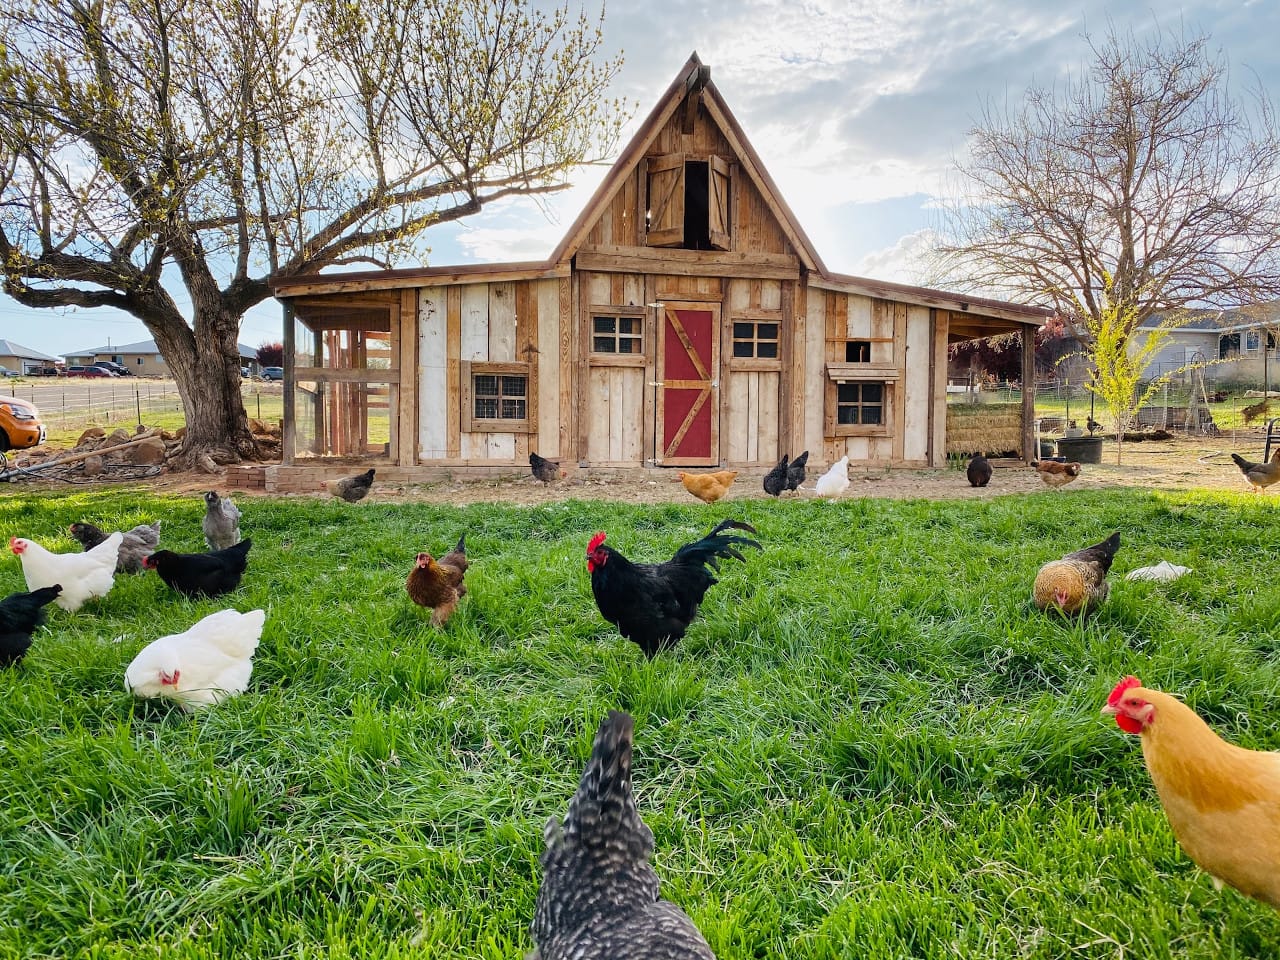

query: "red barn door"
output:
658 303 719 465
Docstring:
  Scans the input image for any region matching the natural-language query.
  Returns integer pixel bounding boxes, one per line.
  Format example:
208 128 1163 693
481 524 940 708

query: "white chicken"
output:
10 533 123 612
125 608 266 711
813 455 851 498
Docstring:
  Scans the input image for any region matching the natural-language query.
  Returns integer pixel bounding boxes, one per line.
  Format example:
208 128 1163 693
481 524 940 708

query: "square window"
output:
836 381 886 427
472 372 528 421
592 313 644 355
732 320 781 360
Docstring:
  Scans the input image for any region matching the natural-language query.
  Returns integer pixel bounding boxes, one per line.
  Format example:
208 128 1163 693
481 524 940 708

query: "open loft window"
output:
592 314 644 355
845 340 871 363
733 320 779 359
645 154 731 251
461 361 534 433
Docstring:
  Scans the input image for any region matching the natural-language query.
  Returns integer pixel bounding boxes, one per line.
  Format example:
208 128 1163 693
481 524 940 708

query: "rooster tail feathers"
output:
672 519 762 570
454 533 467 554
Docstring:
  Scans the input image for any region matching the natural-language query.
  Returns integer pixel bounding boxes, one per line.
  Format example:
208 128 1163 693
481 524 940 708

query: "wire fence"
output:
1 380 279 432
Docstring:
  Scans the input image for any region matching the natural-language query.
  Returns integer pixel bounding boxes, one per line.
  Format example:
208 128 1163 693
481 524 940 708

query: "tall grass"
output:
0 488 1277 958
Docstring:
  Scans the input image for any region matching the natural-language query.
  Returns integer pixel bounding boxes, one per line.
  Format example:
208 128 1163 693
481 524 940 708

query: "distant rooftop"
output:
0 339 58 361
65 339 258 360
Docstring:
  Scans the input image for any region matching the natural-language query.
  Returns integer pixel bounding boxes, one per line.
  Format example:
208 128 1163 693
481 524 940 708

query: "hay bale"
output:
946 403 1022 456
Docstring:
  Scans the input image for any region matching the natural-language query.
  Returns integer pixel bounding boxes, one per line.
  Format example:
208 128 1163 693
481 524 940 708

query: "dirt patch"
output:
5 434 1269 505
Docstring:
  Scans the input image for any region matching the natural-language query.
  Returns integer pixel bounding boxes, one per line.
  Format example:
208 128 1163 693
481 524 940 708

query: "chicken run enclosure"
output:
267 54 1047 493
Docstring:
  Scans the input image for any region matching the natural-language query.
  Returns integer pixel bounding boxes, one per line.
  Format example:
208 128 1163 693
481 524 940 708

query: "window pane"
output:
594 336 617 353
501 398 526 419
502 376 527 397
733 341 754 358
733 321 754 339
837 405 857 425
757 341 778 358
594 316 616 334
618 317 640 335
837 383 857 402
475 397 498 419
618 338 640 354
862 383 883 403
475 375 498 397
862 405 882 425
758 323 778 341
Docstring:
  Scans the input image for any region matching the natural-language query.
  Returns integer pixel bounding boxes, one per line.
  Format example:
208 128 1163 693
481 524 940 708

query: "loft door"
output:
657 302 719 465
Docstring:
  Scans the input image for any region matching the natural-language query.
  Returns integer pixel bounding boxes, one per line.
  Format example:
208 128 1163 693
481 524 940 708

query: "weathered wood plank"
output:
447 287 462 459
904 305 931 462
488 282 516 362
417 287 448 460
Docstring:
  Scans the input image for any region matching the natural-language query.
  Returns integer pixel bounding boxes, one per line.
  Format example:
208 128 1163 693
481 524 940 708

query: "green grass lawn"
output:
1 488 1278 958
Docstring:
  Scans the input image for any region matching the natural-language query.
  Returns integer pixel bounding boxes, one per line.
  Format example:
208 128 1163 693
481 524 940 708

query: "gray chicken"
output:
202 491 242 550
531 711 716 960
68 520 161 574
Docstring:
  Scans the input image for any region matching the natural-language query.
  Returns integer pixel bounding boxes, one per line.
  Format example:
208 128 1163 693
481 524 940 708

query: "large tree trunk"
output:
144 300 259 469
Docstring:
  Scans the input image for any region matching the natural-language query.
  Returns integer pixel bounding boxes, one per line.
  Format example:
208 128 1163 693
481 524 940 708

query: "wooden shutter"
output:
708 156 731 251
646 155 685 247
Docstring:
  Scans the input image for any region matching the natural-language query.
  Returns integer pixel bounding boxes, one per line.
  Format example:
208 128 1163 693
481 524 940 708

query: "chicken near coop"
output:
1032 531 1120 616
68 520 160 574
1032 459 1081 488
325 468 376 503
125 608 266 711
1103 676 1280 910
0 585 62 667
10 532 121 612
966 453 992 487
531 710 717 960
143 540 252 599
586 519 761 658
529 452 567 484
1230 448 1280 493
813 455 850 499
762 454 790 496
678 469 738 503
406 534 469 627
202 490 242 550
785 450 809 492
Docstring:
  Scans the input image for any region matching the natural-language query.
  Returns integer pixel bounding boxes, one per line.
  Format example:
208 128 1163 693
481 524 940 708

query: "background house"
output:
1129 303 1280 389
64 339 262 376
265 54 1047 488
0 339 59 374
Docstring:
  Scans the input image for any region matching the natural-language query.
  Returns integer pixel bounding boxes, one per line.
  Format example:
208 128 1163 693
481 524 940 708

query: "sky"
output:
3 0 1278 360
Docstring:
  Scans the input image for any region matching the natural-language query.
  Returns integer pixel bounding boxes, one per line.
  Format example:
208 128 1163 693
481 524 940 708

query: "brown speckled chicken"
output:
405 534 469 627
1032 531 1120 615
677 470 738 504
1032 459 1081 488
531 710 716 960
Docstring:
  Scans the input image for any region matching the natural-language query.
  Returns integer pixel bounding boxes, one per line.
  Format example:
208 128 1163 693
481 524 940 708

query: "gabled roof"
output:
67 339 258 359
0 339 57 361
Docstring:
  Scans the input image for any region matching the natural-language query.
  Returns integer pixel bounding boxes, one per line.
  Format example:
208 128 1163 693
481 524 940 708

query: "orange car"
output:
0 397 45 451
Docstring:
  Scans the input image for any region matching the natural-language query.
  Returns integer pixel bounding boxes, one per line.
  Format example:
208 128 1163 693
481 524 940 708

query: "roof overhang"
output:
271 261 569 298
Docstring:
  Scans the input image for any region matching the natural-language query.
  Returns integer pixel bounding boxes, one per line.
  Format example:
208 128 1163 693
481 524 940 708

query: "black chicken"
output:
762 455 789 496
785 450 808 492
531 710 716 960
0 585 62 667
586 519 761 657
530 452 566 484
142 540 252 598
966 453 992 487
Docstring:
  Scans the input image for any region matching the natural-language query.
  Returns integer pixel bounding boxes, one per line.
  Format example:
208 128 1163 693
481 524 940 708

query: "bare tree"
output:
936 24 1280 457
0 0 626 466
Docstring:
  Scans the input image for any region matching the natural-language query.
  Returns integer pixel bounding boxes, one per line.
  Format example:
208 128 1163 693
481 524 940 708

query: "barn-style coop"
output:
265 53 1048 490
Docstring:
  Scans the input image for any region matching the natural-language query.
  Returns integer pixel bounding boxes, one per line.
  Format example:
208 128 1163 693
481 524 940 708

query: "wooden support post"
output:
1022 327 1036 462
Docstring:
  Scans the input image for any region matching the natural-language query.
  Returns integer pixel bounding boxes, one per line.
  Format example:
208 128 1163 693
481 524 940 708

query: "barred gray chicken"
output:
68 520 161 574
202 491 241 550
531 711 715 960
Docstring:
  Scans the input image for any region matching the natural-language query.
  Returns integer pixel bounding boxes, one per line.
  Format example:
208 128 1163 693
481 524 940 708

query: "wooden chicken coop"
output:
266 53 1049 491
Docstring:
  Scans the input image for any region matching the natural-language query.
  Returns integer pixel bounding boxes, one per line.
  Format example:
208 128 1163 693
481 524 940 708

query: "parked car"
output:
65 365 114 378
0 366 20 378
92 361 131 376
0 396 45 450
30 365 62 377
261 366 284 381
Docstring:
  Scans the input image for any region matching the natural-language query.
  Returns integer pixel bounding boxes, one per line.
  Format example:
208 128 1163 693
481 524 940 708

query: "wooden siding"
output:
418 286 448 459
581 271 650 466
723 278 783 465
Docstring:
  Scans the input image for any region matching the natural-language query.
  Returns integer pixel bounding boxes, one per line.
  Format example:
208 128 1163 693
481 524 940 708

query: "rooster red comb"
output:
1107 675 1142 707
587 532 607 552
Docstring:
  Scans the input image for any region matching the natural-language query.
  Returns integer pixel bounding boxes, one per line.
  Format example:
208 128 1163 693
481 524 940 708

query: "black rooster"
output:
586 519 761 657
785 450 809 492
142 540 252 598
0 585 62 667
531 710 716 960
762 455 790 496
966 453 992 487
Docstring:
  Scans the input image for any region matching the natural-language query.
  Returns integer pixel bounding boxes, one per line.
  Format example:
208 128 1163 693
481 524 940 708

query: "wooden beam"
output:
576 245 799 280
282 300 295 465
1022 326 1036 462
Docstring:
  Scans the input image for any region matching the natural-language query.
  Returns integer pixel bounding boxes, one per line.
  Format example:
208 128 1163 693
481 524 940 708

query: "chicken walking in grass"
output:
126 608 266 711
586 519 761 658
1229 448 1280 493
1032 531 1120 616
0 585 62 667
1032 459 1081 488
813 455 850 499
966 453 992 487
202 491 242 550
143 541 252 599
678 470 738 504
406 534 469 627
326 468 376 503
1103 676 1280 910
68 520 160 574
10 533 121 612
531 710 717 960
